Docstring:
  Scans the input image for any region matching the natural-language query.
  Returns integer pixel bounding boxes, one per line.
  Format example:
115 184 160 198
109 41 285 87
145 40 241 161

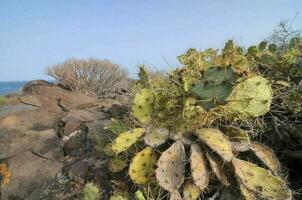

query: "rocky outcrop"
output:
0 80 131 200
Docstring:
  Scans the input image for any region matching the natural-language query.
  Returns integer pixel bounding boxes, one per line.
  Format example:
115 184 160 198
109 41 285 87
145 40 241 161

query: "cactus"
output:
135 190 146 200
183 180 202 200
109 158 128 173
144 127 170 147
111 128 145 154
250 142 280 173
226 75 272 118
82 182 102 200
155 140 185 194
240 184 256 200
129 147 156 184
190 144 209 190
191 66 238 108
195 128 233 161
132 89 154 124
206 153 230 186
232 158 292 200
221 126 250 152
109 195 128 200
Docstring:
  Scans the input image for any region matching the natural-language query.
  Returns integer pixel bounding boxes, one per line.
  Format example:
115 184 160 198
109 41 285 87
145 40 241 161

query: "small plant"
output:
0 96 7 106
82 182 102 200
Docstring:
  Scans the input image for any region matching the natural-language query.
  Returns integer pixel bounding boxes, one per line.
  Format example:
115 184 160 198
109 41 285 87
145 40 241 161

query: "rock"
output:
22 80 54 93
107 104 129 117
68 160 91 183
62 109 97 123
62 127 88 156
0 129 64 199
20 95 42 107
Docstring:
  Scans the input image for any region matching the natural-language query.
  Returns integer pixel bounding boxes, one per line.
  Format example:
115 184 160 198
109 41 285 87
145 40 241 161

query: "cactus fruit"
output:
144 127 170 147
155 140 185 194
129 147 156 184
206 153 230 186
221 126 250 152
183 180 202 200
82 182 102 200
132 89 154 124
190 144 209 190
250 142 280 173
112 128 145 154
226 75 272 118
109 158 128 173
232 158 292 200
191 66 238 108
195 128 233 161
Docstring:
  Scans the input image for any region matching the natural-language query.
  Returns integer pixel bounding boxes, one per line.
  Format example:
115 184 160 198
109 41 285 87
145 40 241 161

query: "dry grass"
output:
47 58 128 95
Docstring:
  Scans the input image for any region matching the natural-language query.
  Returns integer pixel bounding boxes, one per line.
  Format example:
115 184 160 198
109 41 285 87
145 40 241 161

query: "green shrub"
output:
0 96 7 106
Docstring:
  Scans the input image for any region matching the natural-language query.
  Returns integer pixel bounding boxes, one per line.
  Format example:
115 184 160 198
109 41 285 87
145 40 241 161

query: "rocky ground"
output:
0 80 131 200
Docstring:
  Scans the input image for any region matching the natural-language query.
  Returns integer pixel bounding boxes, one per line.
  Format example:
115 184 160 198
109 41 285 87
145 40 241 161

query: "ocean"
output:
0 81 27 96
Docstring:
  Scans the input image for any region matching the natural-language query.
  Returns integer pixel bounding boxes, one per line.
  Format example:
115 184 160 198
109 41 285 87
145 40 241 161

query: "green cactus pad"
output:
109 195 128 200
226 76 272 118
250 142 280 173
195 128 233 161
112 128 145 154
232 158 292 200
222 126 250 152
82 182 102 200
183 180 202 200
155 140 185 193
109 158 128 173
144 127 170 147
206 153 230 186
129 147 156 184
191 66 238 107
190 144 209 190
132 89 154 124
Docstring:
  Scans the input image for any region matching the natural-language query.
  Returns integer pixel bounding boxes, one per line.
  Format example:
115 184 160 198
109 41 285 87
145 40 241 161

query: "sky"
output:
0 0 301 81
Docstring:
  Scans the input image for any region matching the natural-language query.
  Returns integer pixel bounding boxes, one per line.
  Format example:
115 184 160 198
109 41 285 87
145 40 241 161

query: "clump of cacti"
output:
104 40 294 200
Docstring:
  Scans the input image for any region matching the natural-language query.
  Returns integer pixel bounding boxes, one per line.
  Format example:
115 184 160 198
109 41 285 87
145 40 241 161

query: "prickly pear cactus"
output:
104 40 293 200
128 147 156 184
111 128 144 154
226 75 273 118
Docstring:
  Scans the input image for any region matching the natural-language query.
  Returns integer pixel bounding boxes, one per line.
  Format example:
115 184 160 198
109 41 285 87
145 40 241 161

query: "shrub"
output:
0 96 6 106
47 58 128 95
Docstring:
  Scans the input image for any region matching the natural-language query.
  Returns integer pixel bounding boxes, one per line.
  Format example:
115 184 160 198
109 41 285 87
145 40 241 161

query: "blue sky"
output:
0 0 301 81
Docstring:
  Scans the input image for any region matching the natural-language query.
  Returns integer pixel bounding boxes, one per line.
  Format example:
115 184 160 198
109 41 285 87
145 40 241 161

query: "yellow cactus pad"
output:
155 140 185 193
144 127 170 147
232 158 292 200
250 142 280 173
206 153 230 186
222 126 250 152
190 144 209 190
112 128 145 154
109 158 128 173
226 76 272 118
195 128 233 161
129 147 156 184
240 184 257 200
132 89 154 124
183 180 202 200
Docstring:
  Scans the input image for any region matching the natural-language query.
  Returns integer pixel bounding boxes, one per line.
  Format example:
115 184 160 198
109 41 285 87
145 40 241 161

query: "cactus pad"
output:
206 153 230 186
222 126 250 152
144 127 170 147
132 89 154 124
250 142 280 173
190 144 209 190
155 140 185 193
170 191 183 200
226 76 272 118
240 184 256 200
109 158 128 173
191 66 238 108
195 128 233 161
129 147 156 184
232 158 292 200
183 180 202 200
112 128 145 154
